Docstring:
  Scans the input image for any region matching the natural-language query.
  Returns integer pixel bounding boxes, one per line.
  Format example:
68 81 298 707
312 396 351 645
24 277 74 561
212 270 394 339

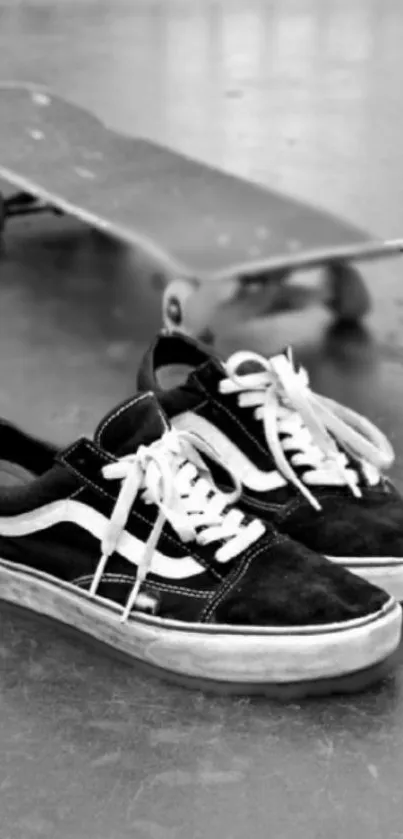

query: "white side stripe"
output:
173 413 287 492
0 500 203 580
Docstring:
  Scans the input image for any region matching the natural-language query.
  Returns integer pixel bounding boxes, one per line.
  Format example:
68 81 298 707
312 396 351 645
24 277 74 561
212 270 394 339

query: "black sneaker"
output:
138 332 403 601
0 394 400 697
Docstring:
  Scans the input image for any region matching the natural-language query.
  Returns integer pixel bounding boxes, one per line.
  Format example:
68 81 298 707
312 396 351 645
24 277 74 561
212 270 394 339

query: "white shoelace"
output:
89 429 263 621
219 350 394 511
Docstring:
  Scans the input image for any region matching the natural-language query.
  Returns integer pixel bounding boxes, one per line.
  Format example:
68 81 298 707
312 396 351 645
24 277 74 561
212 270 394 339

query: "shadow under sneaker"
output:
0 394 400 696
138 331 403 601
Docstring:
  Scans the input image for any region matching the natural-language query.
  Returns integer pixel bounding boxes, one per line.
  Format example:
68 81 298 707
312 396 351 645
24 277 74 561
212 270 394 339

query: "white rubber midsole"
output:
0 558 401 684
326 556 403 602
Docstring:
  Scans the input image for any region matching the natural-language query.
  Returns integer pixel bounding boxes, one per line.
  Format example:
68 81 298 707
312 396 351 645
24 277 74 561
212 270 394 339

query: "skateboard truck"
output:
163 268 308 337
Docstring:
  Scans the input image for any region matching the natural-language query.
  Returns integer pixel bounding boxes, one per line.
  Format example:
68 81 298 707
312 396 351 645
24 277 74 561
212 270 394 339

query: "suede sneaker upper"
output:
0 391 400 696
138 331 403 601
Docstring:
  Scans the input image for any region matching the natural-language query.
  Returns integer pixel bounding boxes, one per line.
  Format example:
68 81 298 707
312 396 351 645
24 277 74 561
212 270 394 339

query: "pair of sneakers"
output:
0 331 402 698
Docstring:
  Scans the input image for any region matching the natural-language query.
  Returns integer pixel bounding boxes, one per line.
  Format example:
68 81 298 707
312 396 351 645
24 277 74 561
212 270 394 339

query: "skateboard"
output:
0 81 402 339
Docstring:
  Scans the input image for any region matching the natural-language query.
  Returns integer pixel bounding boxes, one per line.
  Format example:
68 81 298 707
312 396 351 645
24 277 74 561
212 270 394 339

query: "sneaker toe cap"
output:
212 536 391 628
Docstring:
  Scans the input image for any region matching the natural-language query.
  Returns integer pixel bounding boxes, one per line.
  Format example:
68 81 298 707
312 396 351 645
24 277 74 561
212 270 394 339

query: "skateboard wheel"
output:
162 280 194 333
162 279 216 341
165 297 182 327
325 262 371 323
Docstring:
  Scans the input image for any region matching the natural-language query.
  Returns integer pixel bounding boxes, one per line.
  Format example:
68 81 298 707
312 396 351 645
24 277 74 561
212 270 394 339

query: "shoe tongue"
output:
94 393 169 456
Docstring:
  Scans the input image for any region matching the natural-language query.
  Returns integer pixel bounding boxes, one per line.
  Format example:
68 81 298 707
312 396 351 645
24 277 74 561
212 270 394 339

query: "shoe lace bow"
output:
219 350 394 511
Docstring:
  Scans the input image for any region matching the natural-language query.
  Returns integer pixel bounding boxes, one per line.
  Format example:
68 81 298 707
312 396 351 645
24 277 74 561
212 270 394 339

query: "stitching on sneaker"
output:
95 392 150 442
192 397 210 412
200 537 270 621
94 392 169 444
60 442 115 500
143 580 214 598
62 441 229 581
241 494 285 513
201 545 260 622
72 475 223 576
73 573 213 597
202 535 289 622
278 495 337 523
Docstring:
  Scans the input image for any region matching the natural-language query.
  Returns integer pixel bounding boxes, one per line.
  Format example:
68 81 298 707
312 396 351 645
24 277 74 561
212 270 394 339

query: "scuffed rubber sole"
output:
1 600 400 700
119 644 400 698
0 557 401 698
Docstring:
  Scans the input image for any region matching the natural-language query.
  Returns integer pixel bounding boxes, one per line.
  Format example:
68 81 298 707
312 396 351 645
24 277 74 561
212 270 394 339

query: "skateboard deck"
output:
0 81 401 274
0 81 401 335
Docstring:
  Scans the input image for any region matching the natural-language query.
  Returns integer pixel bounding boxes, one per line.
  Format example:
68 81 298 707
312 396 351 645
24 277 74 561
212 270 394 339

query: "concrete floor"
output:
1 0 403 837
